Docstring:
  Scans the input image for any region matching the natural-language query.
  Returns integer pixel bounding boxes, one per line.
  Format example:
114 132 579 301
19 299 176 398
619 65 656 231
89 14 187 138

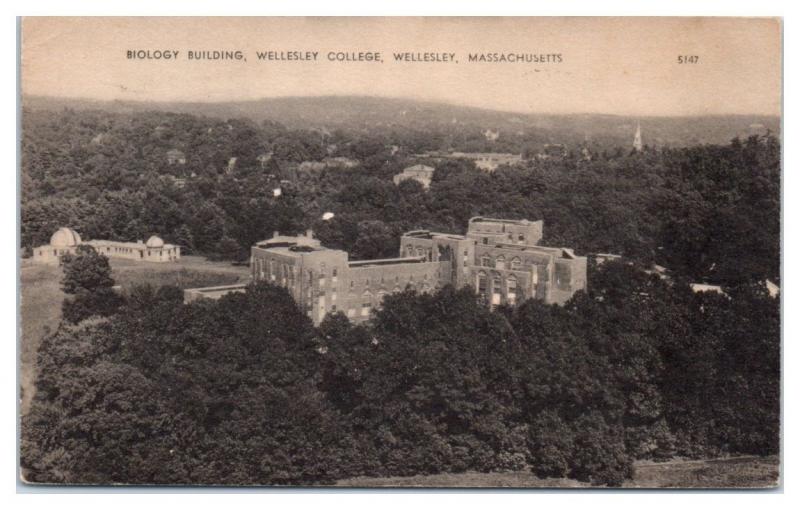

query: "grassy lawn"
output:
336 455 780 489
19 255 250 416
19 262 64 416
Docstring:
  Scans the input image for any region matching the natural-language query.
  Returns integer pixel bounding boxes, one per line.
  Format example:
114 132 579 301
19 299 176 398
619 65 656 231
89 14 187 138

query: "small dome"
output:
145 235 165 248
50 227 82 248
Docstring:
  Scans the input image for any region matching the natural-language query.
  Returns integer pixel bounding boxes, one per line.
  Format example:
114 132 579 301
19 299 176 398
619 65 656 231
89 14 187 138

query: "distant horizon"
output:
21 93 782 120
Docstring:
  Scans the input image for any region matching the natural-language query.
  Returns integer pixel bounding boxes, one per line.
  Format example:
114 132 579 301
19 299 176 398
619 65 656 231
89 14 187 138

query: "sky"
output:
21 17 782 116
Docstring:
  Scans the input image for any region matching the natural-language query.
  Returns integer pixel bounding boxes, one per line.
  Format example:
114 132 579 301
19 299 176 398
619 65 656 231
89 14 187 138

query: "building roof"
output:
146 235 165 248
86 239 177 250
402 230 467 241
690 283 725 295
402 164 435 174
469 216 536 226
349 256 427 268
50 227 82 248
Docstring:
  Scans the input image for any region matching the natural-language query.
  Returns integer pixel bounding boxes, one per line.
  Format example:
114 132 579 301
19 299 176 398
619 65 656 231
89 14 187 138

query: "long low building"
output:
32 227 181 264
242 217 586 325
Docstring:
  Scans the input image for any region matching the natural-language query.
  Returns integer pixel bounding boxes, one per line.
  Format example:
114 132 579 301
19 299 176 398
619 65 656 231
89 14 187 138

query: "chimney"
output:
305 229 314 238
272 231 279 238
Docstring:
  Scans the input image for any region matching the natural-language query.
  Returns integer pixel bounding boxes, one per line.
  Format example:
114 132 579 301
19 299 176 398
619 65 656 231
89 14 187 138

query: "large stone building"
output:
249 217 586 325
32 227 181 265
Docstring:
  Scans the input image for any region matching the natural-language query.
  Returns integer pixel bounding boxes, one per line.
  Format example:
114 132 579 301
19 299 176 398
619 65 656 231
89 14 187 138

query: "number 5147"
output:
678 55 699 64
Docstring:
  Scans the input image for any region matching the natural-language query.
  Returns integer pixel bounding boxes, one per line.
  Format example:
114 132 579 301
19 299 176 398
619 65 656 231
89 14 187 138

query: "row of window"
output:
254 258 297 288
316 282 438 322
347 272 432 289
480 232 527 244
404 245 435 261
476 272 521 305
479 254 526 271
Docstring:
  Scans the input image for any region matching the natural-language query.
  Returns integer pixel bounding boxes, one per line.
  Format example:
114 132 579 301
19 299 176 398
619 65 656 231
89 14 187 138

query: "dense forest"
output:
20 105 781 485
22 107 780 284
21 258 779 485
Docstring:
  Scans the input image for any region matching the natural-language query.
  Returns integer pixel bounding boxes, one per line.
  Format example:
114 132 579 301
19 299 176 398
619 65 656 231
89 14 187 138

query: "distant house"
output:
484 129 500 141
394 164 435 189
166 149 186 165
298 158 360 172
226 157 238 174
323 157 359 168
257 153 273 168
765 280 780 298
298 161 327 172
417 151 522 172
163 174 187 189
536 144 567 160
453 152 522 172
690 283 725 295
594 253 623 265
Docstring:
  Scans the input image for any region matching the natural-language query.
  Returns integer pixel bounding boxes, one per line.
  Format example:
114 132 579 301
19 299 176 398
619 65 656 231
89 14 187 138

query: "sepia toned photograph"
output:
18 17 781 488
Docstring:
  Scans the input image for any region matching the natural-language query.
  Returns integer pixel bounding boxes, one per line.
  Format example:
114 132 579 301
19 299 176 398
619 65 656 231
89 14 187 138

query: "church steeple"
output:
633 121 643 152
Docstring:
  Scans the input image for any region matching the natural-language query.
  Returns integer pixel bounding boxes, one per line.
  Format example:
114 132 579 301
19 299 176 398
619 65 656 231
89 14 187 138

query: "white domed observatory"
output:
31 228 180 265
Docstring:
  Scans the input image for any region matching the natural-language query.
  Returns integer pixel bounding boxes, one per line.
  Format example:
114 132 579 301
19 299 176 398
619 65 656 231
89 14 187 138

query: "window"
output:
332 268 338 284
507 275 518 305
495 255 506 270
481 255 492 267
518 234 525 242
483 237 488 245
347 308 356 318
532 265 539 286
555 264 570 290
511 257 522 271
477 271 488 301
491 274 502 306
